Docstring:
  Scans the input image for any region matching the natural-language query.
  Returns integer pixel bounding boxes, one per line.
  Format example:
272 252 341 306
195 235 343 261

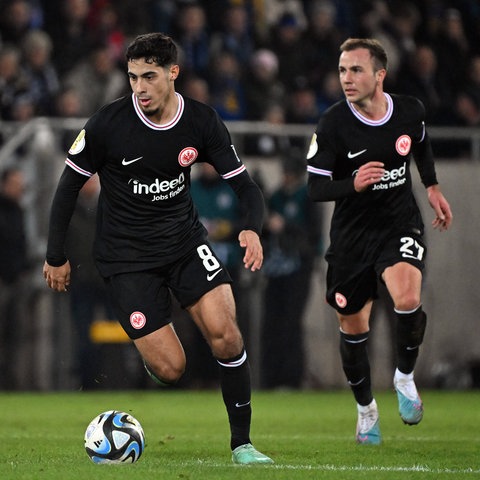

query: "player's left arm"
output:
203 108 265 270
411 123 452 232
225 171 265 271
427 184 452 232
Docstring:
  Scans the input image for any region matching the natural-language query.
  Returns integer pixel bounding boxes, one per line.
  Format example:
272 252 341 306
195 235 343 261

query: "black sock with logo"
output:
340 330 372 406
396 307 427 374
216 348 252 450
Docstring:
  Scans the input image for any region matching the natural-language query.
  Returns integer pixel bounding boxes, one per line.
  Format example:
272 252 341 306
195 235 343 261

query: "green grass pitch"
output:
2 389 479 479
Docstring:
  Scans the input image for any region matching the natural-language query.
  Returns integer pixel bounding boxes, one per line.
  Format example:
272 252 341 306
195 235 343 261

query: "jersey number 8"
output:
197 244 221 272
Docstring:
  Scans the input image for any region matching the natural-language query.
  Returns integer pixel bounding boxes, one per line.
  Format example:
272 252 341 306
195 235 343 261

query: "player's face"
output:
338 48 385 105
127 58 179 118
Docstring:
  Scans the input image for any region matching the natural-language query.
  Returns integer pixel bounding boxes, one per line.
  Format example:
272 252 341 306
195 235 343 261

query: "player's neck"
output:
351 91 387 121
151 91 179 125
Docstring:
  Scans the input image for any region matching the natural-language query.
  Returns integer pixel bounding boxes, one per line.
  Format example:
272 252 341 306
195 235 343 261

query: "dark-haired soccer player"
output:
43 32 273 465
306 38 452 444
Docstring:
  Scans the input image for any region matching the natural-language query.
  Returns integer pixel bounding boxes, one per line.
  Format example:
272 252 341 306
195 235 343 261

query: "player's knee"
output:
146 357 186 385
208 324 243 359
394 292 421 312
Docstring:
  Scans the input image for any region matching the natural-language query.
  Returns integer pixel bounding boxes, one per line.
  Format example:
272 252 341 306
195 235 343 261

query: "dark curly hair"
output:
125 32 178 67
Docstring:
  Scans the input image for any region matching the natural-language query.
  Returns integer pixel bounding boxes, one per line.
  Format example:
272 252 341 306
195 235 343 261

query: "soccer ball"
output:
84 410 145 464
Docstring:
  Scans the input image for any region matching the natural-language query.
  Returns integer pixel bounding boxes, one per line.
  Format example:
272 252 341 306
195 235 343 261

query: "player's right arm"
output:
306 110 355 202
306 125 357 202
43 167 88 292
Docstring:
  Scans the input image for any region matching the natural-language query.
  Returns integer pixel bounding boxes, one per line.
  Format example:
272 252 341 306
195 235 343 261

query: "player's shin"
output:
395 306 427 374
216 348 252 450
340 330 373 406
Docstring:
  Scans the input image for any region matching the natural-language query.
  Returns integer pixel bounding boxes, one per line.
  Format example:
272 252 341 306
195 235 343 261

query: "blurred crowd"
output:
0 0 480 130
1 0 479 391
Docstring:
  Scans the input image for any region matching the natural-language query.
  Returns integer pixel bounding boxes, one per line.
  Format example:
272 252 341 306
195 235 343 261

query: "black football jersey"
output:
307 93 438 264
66 93 247 276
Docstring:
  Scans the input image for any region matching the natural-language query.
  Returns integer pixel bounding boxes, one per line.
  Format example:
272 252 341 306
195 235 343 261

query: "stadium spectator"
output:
243 48 285 121
302 0 343 93
0 0 39 44
0 45 30 120
44 0 92 76
66 174 116 389
62 43 128 117
455 55 480 125
285 83 319 125
451 55 480 154
177 73 210 105
150 0 177 35
9 91 36 121
268 12 308 90
243 102 293 158
21 29 60 115
208 50 246 120
209 4 255 67
0 167 31 389
431 8 471 106
395 44 454 125
53 86 84 151
316 69 343 113
260 0 307 34
261 150 321 389
86 0 126 65
353 0 407 89
172 3 210 80
111 0 155 37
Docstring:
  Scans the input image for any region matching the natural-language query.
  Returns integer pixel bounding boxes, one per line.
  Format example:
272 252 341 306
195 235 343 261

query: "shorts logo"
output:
335 292 347 308
178 147 198 167
207 269 223 281
130 311 146 329
395 135 411 156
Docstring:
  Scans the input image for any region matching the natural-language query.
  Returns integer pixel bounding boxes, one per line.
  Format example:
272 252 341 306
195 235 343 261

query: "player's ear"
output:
376 68 386 84
170 64 179 81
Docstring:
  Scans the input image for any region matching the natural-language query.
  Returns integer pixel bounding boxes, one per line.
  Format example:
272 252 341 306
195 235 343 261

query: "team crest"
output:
178 147 198 167
395 135 411 156
335 292 347 309
69 129 86 155
130 311 146 329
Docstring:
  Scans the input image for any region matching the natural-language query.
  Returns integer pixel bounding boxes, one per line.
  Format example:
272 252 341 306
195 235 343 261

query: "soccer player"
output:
306 38 452 444
43 32 273 465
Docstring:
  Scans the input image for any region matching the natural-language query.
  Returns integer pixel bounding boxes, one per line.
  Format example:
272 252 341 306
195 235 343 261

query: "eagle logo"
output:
178 147 198 167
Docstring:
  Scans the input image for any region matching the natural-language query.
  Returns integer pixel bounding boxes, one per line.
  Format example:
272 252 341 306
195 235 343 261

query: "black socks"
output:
217 349 252 450
339 330 372 406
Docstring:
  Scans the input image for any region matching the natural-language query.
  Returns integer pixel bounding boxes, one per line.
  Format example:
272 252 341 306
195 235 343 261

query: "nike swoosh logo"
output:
347 149 367 159
122 156 143 165
235 401 251 408
348 377 365 386
207 269 223 281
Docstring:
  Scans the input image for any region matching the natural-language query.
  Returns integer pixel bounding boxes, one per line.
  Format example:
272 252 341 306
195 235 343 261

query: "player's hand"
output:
238 230 263 272
354 161 385 192
43 260 71 292
427 185 452 231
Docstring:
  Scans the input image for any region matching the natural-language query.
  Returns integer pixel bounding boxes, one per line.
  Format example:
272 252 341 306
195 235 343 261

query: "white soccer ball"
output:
84 410 145 464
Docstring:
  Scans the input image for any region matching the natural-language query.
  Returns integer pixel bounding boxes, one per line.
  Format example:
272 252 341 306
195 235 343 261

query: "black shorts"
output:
104 242 232 339
326 231 426 315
